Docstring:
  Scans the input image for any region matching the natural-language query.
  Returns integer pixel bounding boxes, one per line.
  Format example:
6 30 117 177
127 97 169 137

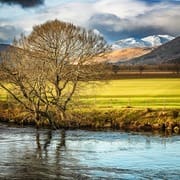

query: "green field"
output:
0 78 180 109
77 78 180 109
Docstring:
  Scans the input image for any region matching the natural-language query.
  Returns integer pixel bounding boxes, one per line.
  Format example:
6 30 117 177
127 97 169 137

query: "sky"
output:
0 0 180 43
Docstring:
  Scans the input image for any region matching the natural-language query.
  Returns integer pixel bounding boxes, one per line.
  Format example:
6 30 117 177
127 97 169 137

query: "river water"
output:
0 122 180 179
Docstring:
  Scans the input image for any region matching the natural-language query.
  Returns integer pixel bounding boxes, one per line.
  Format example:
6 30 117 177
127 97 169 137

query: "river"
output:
0 122 180 179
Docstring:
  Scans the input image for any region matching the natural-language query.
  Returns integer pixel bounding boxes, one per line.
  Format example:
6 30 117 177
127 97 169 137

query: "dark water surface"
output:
0 122 180 180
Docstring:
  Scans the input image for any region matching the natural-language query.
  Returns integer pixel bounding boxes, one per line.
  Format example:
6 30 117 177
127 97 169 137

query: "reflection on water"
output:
0 123 180 179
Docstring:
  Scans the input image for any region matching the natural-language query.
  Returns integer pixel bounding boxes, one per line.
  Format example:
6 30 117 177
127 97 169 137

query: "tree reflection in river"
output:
2 129 71 179
35 129 66 161
55 129 66 178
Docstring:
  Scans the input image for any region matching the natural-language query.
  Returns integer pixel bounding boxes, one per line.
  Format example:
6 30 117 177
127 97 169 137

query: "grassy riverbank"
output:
0 103 179 134
0 78 179 133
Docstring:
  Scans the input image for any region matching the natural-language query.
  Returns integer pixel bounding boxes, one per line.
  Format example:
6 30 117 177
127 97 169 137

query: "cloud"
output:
0 25 23 43
88 13 159 41
0 0 180 43
39 1 95 26
0 0 44 8
88 1 180 41
94 0 149 19
43 0 180 40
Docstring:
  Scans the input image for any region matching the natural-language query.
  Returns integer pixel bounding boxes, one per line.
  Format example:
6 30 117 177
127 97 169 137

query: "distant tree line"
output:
107 63 180 75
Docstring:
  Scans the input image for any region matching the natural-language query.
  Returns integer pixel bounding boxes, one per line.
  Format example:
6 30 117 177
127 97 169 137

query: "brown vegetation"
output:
0 102 179 134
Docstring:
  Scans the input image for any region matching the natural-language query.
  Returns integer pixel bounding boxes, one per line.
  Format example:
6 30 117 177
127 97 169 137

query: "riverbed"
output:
0 122 180 179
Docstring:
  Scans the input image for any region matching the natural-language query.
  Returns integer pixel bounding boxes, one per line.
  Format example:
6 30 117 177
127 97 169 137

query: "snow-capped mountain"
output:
126 36 180 65
112 35 175 49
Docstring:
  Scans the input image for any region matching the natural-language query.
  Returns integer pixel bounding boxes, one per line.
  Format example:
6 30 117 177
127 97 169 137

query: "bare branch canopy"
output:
0 19 110 126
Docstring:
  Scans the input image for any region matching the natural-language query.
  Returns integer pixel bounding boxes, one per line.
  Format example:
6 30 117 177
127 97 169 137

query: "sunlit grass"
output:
76 78 180 108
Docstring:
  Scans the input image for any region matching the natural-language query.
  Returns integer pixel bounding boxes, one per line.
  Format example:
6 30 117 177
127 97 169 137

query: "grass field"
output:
0 78 180 109
77 78 180 109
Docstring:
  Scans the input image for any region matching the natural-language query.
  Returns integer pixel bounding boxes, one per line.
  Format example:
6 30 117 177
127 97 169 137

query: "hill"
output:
94 47 152 63
106 47 152 63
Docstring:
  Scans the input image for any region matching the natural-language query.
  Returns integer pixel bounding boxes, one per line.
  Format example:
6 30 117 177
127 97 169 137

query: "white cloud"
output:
0 1 95 32
94 0 149 18
42 2 95 26
131 3 180 34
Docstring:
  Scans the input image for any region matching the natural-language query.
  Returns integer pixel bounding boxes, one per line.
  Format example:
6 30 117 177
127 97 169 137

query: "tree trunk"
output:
60 110 67 121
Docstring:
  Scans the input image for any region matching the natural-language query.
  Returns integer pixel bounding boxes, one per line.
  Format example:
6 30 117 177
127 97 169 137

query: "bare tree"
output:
0 20 109 126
